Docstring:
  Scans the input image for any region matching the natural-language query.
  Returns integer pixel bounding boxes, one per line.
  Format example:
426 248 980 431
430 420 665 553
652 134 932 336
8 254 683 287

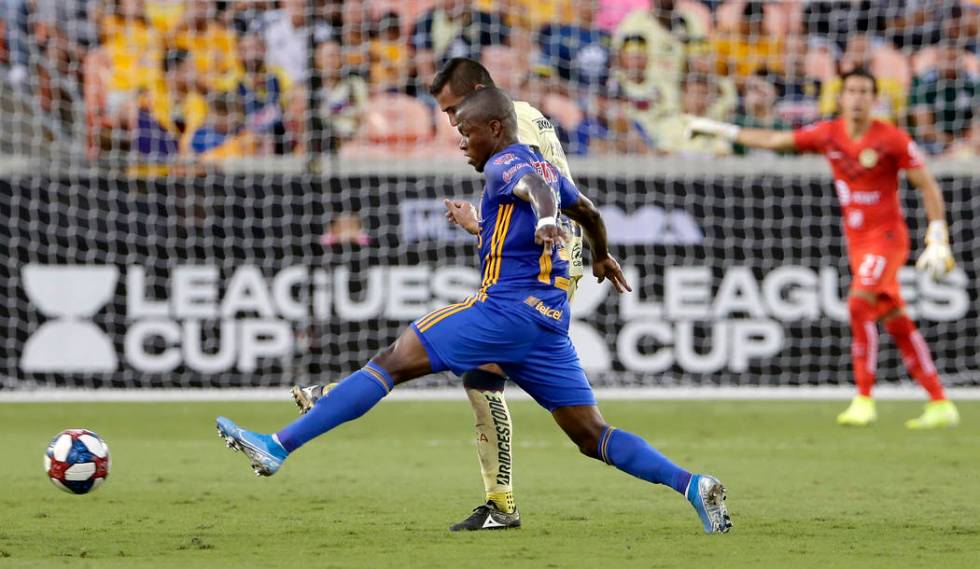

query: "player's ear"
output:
490 119 502 138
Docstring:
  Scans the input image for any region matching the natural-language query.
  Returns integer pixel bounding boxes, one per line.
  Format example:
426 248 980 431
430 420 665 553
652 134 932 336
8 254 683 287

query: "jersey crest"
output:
858 148 878 168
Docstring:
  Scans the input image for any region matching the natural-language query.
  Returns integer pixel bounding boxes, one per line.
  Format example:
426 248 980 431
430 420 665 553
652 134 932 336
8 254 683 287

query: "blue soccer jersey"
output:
475 144 579 332
410 143 596 411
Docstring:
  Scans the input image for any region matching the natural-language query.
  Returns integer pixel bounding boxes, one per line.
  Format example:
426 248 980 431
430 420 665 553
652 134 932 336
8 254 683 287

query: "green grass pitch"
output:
2 399 978 568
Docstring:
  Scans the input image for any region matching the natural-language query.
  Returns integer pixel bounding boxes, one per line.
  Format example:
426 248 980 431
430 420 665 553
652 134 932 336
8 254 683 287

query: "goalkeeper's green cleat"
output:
290 383 337 414
905 400 960 430
837 395 876 426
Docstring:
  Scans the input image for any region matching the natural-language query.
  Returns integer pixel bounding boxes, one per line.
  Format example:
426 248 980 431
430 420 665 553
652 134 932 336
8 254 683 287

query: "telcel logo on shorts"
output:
524 296 563 321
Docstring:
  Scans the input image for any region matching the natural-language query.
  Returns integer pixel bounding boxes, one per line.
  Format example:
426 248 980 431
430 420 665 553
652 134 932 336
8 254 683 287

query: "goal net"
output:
1 1 977 390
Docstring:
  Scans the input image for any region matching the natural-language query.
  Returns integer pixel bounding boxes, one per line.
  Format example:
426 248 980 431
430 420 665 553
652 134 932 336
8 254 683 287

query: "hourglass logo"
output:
20 265 119 372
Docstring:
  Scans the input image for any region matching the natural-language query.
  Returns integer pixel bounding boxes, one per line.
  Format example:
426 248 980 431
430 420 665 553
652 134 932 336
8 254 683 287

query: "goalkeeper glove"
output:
915 220 956 279
685 116 741 142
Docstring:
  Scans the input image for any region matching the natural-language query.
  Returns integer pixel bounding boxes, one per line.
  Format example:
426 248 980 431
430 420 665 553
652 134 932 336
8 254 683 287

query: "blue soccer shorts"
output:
411 296 596 411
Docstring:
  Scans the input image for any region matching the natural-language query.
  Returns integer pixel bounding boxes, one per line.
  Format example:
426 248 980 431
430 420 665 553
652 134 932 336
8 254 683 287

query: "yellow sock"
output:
466 386 517 513
486 490 516 514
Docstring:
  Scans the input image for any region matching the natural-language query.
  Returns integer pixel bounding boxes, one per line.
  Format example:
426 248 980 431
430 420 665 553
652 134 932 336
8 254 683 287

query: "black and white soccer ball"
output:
44 429 111 495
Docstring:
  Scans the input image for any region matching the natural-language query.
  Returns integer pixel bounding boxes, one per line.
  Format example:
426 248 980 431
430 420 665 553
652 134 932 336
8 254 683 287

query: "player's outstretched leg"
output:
552 406 731 534
838 295 879 426
450 366 521 531
217 328 432 475
882 312 960 429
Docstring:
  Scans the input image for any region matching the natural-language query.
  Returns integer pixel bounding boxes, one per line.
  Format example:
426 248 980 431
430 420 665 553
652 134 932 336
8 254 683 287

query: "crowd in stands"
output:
1 0 977 163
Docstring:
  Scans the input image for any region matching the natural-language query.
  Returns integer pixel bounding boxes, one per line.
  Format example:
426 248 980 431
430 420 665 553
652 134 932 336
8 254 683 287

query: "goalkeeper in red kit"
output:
688 68 959 429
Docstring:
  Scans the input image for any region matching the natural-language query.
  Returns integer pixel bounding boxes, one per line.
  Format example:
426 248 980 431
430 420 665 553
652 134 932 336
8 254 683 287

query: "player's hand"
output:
535 223 567 250
443 199 480 235
916 220 956 279
684 116 740 142
593 256 632 293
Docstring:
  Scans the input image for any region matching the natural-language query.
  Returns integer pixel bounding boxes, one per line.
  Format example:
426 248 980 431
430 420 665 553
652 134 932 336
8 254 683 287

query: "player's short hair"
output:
456 87 516 132
429 58 497 97
840 67 878 95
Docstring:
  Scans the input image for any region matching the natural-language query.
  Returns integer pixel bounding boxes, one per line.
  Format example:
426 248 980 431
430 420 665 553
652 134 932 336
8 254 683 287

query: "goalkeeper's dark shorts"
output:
411 297 596 412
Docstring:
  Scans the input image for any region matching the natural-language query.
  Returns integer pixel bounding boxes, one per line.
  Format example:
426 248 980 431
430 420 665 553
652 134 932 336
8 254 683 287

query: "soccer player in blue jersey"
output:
216 87 732 534
295 58 585 531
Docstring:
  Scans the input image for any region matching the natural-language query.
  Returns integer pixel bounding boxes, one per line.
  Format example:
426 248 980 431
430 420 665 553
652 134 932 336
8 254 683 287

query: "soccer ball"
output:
44 429 110 495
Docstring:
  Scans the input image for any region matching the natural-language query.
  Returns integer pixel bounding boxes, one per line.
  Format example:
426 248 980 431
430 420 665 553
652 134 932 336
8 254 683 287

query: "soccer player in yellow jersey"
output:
292 58 587 531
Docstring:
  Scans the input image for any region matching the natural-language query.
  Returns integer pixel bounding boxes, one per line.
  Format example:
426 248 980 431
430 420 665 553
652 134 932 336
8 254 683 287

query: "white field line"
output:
1 386 979 403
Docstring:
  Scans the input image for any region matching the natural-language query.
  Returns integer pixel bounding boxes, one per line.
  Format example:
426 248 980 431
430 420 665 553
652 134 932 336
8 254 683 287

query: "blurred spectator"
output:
4 0 30 87
30 0 98 127
944 118 979 159
818 34 907 124
571 87 650 154
803 0 882 52
596 0 650 33
136 47 206 158
144 0 187 35
686 49 737 121
411 0 510 86
657 74 732 156
171 0 242 92
884 0 965 51
369 11 410 94
733 71 791 155
908 43 978 154
321 214 370 246
711 1 783 81
226 0 269 36
612 0 707 92
509 0 577 32
535 0 611 93
608 35 677 143
190 90 257 161
236 31 291 154
771 34 821 128
258 0 334 85
86 0 162 151
310 38 368 154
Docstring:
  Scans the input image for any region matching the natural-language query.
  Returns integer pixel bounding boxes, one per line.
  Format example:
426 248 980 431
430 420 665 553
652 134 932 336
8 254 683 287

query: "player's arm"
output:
512 173 563 250
907 165 956 278
561 193 632 293
687 117 798 152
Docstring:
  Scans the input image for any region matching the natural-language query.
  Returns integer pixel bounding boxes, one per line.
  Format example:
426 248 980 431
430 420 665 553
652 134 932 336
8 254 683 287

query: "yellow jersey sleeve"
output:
512 100 574 186
512 100 584 288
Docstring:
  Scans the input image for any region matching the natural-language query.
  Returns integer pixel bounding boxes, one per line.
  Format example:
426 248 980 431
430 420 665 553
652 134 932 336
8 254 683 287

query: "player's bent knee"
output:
370 328 433 384
462 368 506 392
552 406 607 460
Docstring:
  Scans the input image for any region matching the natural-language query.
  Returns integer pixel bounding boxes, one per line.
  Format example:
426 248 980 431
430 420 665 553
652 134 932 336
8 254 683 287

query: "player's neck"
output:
492 137 519 155
844 116 871 140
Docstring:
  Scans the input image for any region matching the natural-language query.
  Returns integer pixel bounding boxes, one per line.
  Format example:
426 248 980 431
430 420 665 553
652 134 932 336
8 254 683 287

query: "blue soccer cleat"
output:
686 474 732 534
216 416 288 477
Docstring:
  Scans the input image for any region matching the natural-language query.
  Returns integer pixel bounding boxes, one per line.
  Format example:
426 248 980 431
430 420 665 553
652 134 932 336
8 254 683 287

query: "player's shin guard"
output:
885 314 947 401
848 296 879 397
275 362 394 452
598 427 692 496
463 369 516 513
